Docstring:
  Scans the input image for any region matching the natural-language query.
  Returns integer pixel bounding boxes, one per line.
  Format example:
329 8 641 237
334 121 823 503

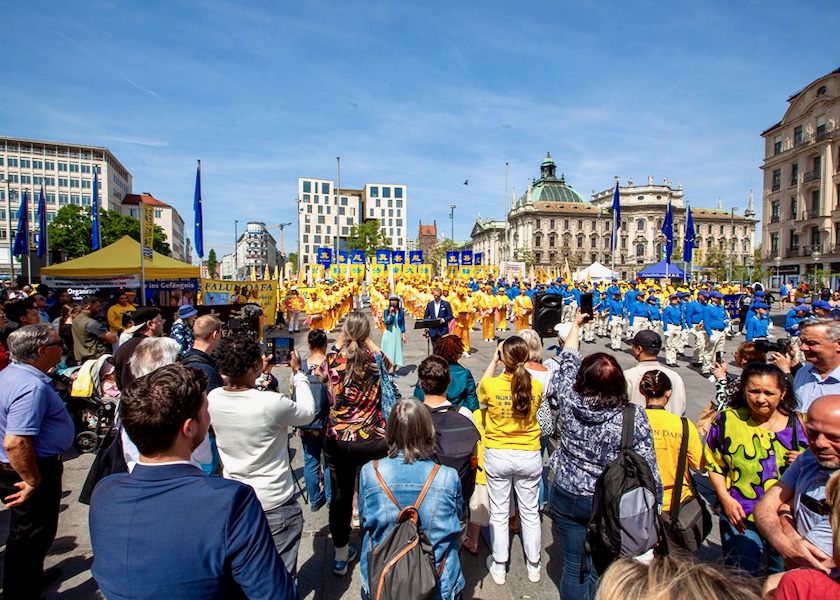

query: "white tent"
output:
574 261 618 282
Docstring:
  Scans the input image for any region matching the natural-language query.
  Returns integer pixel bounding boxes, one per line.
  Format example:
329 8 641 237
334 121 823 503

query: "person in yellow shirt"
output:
639 369 703 515
306 295 325 332
478 336 543 584
512 288 533 332
451 288 472 355
495 288 510 331
106 290 136 334
479 285 496 342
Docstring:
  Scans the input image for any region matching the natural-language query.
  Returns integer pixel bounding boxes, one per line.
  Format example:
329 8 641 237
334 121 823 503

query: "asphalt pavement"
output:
2 306 787 600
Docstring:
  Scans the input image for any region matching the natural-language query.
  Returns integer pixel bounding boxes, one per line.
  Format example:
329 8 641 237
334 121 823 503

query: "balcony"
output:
786 247 800 258
802 209 822 220
770 215 781 223
803 170 821 184
771 183 781 192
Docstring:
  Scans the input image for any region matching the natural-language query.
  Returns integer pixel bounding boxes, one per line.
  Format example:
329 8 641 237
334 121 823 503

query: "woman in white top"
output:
518 328 553 512
207 333 316 577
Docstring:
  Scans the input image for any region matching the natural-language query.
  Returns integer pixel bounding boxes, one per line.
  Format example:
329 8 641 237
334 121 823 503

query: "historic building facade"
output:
760 67 840 287
470 153 757 280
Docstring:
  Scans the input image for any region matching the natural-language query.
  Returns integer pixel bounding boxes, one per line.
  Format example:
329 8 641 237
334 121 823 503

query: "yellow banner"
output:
329 264 350 278
141 203 155 261
460 266 474 279
403 264 416 277
349 264 365 279
199 279 277 325
310 265 324 281
390 264 403 276
418 264 431 281
371 264 387 279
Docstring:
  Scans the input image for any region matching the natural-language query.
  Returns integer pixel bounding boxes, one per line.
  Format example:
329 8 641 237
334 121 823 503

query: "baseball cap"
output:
794 304 811 313
125 306 160 334
813 300 832 310
697 290 709 298
710 291 724 299
554 322 573 342
751 302 768 310
627 330 662 350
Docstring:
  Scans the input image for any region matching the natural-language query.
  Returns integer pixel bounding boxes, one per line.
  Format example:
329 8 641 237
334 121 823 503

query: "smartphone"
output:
580 293 593 322
269 337 295 365
715 351 723 364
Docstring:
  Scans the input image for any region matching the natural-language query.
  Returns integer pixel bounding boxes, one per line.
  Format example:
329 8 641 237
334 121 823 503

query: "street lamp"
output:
449 204 456 249
727 207 739 282
0 178 12 284
812 248 821 293
234 219 239 281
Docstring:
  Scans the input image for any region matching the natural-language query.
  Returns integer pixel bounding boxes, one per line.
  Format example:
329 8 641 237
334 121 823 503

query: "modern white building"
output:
297 177 407 267
219 221 278 280
0 136 132 276
122 193 187 262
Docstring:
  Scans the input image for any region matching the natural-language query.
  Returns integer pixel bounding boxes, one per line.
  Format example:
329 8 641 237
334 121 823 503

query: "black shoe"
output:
691 362 702 367
41 567 62 589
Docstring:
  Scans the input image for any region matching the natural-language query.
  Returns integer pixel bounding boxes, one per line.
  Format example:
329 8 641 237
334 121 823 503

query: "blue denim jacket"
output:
359 455 464 600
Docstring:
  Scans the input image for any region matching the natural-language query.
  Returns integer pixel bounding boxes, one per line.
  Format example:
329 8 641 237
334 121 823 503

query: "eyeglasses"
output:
42 340 65 349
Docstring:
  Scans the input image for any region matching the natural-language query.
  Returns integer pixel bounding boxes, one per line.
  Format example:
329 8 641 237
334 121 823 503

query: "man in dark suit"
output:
89 365 297 600
423 287 454 347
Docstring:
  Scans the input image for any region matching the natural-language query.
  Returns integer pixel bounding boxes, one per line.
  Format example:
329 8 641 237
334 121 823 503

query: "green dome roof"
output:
515 152 587 207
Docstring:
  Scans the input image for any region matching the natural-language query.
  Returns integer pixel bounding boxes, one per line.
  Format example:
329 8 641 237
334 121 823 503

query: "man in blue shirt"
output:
685 290 709 366
792 319 840 412
702 291 729 374
0 324 75 598
662 294 684 366
745 302 770 342
627 293 650 338
608 291 625 350
90 365 297 600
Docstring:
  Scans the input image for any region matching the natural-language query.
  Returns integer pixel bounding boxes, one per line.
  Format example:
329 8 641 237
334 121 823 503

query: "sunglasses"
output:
42 340 65 348
800 493 831 516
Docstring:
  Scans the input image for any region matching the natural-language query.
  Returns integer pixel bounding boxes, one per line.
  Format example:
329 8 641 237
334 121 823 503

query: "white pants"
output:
288 311 301 331
609 317 623 350
691 325 705 362
663 327 683 365
702 330 725 373
484 448 542 565
583 320 596 342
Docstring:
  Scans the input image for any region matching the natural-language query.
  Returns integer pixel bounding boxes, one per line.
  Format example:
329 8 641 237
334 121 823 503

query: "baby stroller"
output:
60 355 119 454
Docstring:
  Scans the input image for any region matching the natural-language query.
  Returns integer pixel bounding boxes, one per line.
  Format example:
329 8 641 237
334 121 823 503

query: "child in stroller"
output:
60 354 120 453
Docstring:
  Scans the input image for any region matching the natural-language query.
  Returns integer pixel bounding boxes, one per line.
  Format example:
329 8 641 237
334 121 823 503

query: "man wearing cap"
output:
627 292 650 338
702 291 729 375
607 291 624 351
624 330 686 416
170 305 199 357
114 307 164 390
745 302 770 342
71 295 118 364
662 294 684 366
812 300 833 319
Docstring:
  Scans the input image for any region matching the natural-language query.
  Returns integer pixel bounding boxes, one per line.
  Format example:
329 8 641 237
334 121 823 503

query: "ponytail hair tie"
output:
516 361 525 367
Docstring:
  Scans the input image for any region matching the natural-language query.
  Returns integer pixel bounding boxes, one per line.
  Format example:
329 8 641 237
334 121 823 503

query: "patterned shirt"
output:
170 321 194 357
704 406 806 519
547 348 662 500
325 350 386 442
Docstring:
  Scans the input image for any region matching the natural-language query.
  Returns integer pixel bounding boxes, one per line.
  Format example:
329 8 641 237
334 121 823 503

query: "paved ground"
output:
2 305 785 599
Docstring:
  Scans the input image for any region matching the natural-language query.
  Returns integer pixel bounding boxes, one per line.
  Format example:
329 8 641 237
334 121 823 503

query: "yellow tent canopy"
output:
41 236 199 279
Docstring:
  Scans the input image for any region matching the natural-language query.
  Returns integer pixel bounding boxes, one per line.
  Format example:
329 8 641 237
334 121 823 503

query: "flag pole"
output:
140 204 147 307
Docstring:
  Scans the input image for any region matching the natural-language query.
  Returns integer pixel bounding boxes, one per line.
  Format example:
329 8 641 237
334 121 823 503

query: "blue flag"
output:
661 200 673 264
474 252 483 266
376 249 391 264
194 161 203 259
13 191 29 257
317 247 332 265
37 186 47 259
392 250 405 264
338 249 349 263
446 251 459 266
460 250 473 266
610 179 621 253
92 169 101 251
409 250 423 264
684 205 696 264
350 250 365 264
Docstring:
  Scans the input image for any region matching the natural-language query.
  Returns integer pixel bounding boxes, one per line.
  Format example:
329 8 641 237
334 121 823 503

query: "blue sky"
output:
3 0 839 260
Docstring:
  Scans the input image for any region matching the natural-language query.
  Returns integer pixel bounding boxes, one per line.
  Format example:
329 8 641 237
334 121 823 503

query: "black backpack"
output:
367 462 445 600
428 404 480 501
584 405 664 574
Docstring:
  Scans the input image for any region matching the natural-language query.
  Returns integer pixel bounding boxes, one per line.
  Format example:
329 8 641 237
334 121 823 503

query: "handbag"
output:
375 352 398 421
78 427 128 505
662 418 713 552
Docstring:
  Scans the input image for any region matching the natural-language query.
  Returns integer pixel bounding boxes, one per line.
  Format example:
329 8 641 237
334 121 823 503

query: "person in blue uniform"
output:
685 290 709 366
702 291 728 374
662 294 684 366
608 291 625 350
744 302 770 342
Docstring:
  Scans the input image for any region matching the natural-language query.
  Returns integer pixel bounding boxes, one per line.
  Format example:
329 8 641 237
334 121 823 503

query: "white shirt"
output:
427 399 476 425
434 301 442 317
208 372 316 511
624 360 687 417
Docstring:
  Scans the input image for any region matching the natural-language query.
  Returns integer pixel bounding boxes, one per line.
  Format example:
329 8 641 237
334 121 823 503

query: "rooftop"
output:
122 193 171 208
515 152 588 208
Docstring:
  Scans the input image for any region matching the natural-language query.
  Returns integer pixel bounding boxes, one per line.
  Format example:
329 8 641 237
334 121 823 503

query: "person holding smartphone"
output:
381 294 406 377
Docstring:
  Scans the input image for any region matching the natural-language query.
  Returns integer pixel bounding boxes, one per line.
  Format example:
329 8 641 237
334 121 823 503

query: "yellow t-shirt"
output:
473 408 488 486
478 373 542 451
107 303 136 333
645 407 703 512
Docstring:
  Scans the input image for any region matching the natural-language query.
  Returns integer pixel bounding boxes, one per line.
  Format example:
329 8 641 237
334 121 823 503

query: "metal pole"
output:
234 219 239 281
3 179 13 284
504 162 509 262
727 207 738 282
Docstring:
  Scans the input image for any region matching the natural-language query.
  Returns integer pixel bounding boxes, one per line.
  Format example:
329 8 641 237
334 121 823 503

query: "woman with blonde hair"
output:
323 311 388 576
594 555 762 600
479 335 543 585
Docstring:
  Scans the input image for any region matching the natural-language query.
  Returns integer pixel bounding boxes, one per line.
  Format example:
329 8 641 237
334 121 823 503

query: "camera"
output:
754 338 791 355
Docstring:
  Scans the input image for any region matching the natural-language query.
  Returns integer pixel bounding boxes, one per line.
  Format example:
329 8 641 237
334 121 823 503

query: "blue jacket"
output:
383 307 406 333
359 456 464 600
608 297 624 318
624 290 638 315
662 304 683 331
703 302 728 335
424 300 454 339
785 309 804 336
90 464 297 600
628 300 650 326
646 303 662 322
413 363 479 412
685 300 706 325
745 312 769 341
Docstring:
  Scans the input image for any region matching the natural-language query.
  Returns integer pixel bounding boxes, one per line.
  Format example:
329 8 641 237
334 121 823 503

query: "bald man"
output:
754 395 840 572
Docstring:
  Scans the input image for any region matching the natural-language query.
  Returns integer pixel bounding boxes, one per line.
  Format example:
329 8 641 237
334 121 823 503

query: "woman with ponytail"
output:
323 311 388 577
478 335 544 585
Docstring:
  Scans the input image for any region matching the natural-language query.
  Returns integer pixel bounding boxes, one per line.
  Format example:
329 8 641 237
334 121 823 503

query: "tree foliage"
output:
287 252 298 271
347 220 391 259
514 247 537 269
428 239 456 276
206 249 218 278
48 205 171 259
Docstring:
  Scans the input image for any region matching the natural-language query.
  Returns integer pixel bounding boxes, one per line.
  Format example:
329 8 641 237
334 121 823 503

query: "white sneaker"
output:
527 560 541 583
486 556 506 585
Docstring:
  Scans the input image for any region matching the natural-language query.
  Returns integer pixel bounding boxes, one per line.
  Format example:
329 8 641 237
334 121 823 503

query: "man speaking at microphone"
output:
423 287 454 348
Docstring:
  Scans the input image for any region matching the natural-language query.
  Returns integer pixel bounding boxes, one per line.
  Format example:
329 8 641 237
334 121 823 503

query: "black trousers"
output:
0 457 63 600
324 437 387 548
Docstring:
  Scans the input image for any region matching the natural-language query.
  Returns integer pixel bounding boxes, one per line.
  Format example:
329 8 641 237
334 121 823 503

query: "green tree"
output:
700 246 728 282
514 247 537 269
428 238 456 275
287 252 298 272
206 249 218 278
348 220 391 259
49 205 171 259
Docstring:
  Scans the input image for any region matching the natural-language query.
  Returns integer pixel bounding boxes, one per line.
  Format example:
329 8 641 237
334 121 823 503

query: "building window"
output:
791 163 799 185
154 209 162 218
20 175 31 184
19 159 30 168
790 231 799 250
621 237 627 249
317 205 323 214
817 116 827 141
44 161 54 170
338 207 345 215
370 186 379 197
812 227 821 247
59 194 68 205
577 220 582 231
81 164 91 173
303 181 311 193
812 190 820 213
794 125 803 146
383 187 391 198
772 169 781 191
7 159 17 167
32 160 42 169
302 194 310 202
549 219 555 229
636 219 645 231
82 180 91 189
46 193 55 204
774 136 782 155
770 233 779 254
321 182 330 194
394 187 403 199
791 196 798 218
71 194 80 205
82 196 91 206
396 199 402 208
340 196 348 205
577 236 583 249
535 235 542 247
635 244 645 257
591 236 597 248
69 164 80 173
318 216 325 224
